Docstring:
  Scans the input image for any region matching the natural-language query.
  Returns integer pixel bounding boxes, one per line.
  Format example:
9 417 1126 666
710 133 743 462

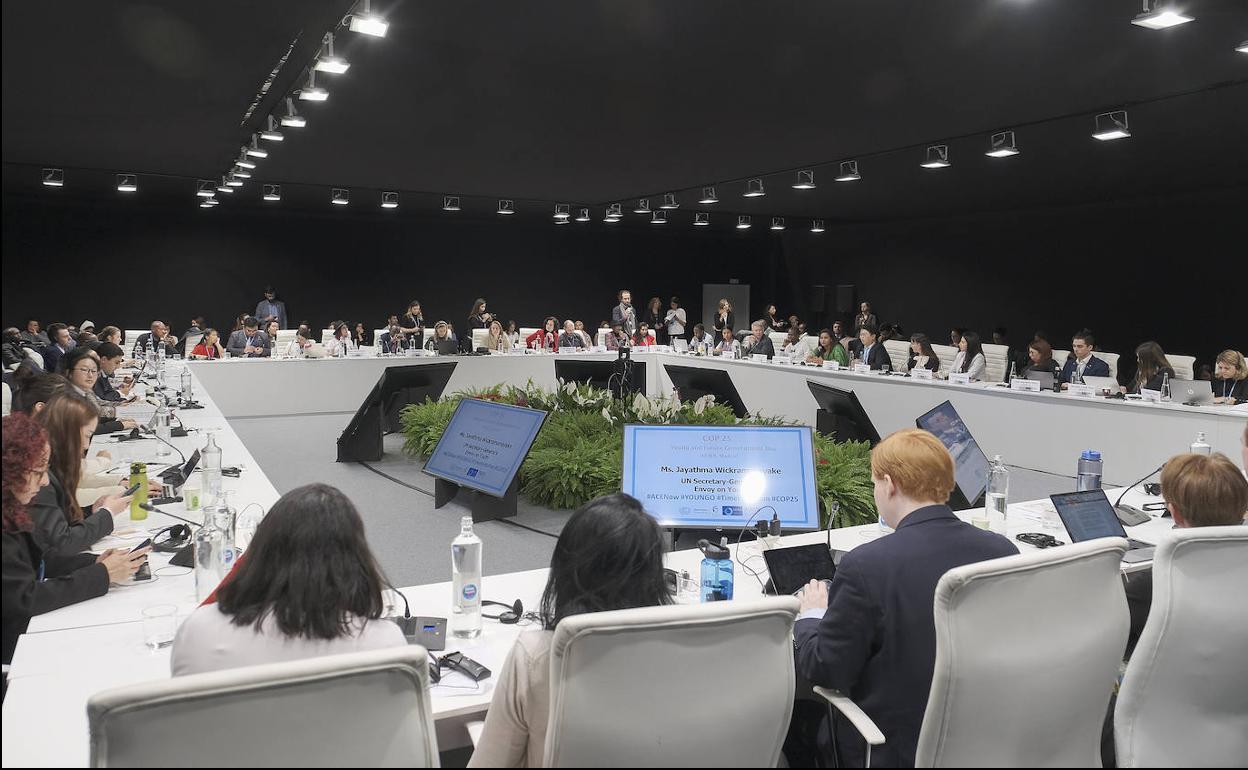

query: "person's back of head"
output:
1160 453 1248 528
215 483 388 640
12 367 67 415
871 429 957 526
539 493 671 630
33 389 98 522
96 342 124 361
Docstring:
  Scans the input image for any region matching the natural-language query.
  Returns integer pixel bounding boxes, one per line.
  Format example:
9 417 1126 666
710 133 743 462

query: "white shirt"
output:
467 631 553 768
171 604 406 676
665 308 687 335
325 336 351 357
951 351 986 381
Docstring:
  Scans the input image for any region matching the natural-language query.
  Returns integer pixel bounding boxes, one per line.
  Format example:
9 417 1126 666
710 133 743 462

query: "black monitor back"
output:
663 364 749 418
806 380 882 446
337 362 458 462
554 359 646 399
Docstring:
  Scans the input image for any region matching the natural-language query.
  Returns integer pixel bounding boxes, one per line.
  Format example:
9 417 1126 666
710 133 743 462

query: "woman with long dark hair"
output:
1129 341 1175 394
906 333 940 374
950 331 986 380
1022 337 1060 379
469 493 671 767
525 317 560 351
171 483 404 675
645 297 666 345
806 328 849 366
3 413 145 663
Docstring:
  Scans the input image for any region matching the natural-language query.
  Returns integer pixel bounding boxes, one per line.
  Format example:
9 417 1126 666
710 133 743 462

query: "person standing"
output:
713 299 735 337
664 297 687 342
399 301 425 349
255 286 288 330
644 297 666 345
611 290 637 336
853 302 878 335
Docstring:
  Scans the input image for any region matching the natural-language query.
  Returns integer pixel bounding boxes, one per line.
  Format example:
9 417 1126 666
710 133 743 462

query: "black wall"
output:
4 185 1244 379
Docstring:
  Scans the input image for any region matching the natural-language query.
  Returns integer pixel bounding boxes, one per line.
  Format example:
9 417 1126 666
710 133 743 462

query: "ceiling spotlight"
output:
651 211 667 225
200 201 215 209
661 192 680 209
263 184 282 202
442 195 461 211
634 199 651 214
245 135 268 158
381 191 399 209
42 168 64 187
736 215 752 230
811 219 825 233
986 130 1019 158
743 178 765 197
235 151 257 169
217 176 235 193
834 161 861 182
231 167 252 178
574 207 590 222
225 175 244 187
694 212 710 227
1092 111 1131 141
921 145 951 168
116 173 137 193
770 217 786 231
280 98 306 128
348 0 389 37
314 33 351 74
299 71 329 101
261 116 284 142
698 186 719 204
196 179 216 197
497 199 515 215
792 170 816 190
332 188 350 205
605 203 623 221
554 218 570 226
1131 1 1194 29
1237 40 1248 53
554 203 570 220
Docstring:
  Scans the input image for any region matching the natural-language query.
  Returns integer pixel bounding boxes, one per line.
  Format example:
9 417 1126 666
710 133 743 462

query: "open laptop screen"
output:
1050 490 1127 542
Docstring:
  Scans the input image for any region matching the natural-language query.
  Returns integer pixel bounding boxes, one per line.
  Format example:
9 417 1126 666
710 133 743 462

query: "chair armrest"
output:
466 720 486 748
812 686 886 747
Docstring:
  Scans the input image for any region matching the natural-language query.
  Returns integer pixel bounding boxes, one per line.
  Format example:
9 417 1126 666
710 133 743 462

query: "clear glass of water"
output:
142 604 177 650
880 363 890 375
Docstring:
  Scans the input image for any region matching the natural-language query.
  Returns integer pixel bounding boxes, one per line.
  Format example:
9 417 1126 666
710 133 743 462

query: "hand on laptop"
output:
798 578 830 613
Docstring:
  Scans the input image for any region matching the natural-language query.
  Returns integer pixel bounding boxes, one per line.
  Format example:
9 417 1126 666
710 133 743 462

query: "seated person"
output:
573 320 593 348
1127 341 1175 395
794 429 1017 767
780 328 805 358
853 324 891 370
632 323 655 347
40 324 72 373
689 323 715 350
284 325 326 358
376 325 407 355
226 317 271 358
486 320 511 352
742 319 776 360
604 323 630 351
715 325 740 356
468 493 671 767
558 320 586 349
526 317 559 352
1212 349 1248 405
3 328 28 370
133 321 179 358
1123 452 1247 656
171 484 405 675
263 320 280 352
60 348 135 435
905 333 940 374
93 343 133 401
2 413 147 664
425 321 459 355
949 331 987 381
325 322 353 357
190 329 226 360
19 319 50 349
806 328 850 366
1059 328 1111 386
1022 337 1060 379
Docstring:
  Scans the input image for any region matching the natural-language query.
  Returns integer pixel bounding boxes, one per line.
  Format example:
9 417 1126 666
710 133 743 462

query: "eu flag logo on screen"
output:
720 506 744 518
467 468 479 477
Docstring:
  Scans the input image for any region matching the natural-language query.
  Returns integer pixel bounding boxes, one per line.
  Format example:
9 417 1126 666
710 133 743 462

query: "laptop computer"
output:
159 449 200 491
762 543 837 595
1050 490 1154 563
672 338 689 353
1170 378 1214 406
1024 370 1054 389
1081 375 1119 394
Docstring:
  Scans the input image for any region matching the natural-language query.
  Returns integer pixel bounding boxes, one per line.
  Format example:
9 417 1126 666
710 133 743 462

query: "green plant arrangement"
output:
399 380 878 527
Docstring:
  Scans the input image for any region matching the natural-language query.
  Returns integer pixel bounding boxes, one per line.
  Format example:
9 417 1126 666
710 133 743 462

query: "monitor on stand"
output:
662 364 749 418
805 380 882 446
336 363 458 462
915 400 991 510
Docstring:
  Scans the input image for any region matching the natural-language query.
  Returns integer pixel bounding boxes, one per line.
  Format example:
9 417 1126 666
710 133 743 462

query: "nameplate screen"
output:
911 368 933 381
949 372 971 386
1010 378 1041 392
1068 384 1096 398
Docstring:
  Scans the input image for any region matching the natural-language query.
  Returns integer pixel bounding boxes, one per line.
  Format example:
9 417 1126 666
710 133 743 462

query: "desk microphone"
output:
138 502 198 527
1115 462 1166 525
139 426 188 468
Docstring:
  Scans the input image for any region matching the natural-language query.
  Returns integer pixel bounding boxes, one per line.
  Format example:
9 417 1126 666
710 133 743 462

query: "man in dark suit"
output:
40 324 71 373
1059 328 1111 386
92 343 131 402
743 319 776 359
225 317 270 358
132 321 179 358
794 429 1017 767
611 289 637 336
254 286 288 330
856 324 893 370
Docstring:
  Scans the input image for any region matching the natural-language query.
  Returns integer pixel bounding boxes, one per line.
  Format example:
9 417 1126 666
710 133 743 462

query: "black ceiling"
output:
4 0 1247 224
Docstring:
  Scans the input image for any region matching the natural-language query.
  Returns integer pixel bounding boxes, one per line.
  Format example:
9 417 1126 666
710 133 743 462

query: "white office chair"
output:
374 328 390 345
519 327 540 345
88 646 439 767
544 597 799 767
1098 351 1120 381
471 328 489 349
981 342 1010 382
596 328 610 347
883 340 911 370
2 381 10 416
769 331 788 350
817 539 1129 768
22 346 44 371
182 332 204 353
1166 354 1196 380
320 328 334 345
1115 526 1248 768
124 330 147 351
931 344 959 374
1051 349 1071 371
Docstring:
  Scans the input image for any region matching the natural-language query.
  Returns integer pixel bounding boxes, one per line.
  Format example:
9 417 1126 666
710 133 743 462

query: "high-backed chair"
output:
320 328 334 345
373 328 389 345
124 330 147 353
1051 349 1071 372
181 331 204 353
544 598 799 767
769 331 788 350
883 340 911 370
519 327 540 346
816 539 1129 767
981 342 1010 382
88 647 439 767
471 328 489 349
1115 526 1248 767
1098 351 1120 381
931 344 959 374
1166 354 1196 380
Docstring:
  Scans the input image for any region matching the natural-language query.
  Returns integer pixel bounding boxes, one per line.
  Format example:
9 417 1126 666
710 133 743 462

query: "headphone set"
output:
151 524 192 552
482 599 535 625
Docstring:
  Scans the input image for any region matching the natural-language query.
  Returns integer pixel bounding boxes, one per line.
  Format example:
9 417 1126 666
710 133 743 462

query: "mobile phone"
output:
129 538 153 554
133 562 152 581
122 482 142 496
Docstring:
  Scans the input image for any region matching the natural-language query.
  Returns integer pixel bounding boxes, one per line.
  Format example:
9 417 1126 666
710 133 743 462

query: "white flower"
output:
601 407 614 424
564 381 577 395
633 392 650 414
694 394 713 415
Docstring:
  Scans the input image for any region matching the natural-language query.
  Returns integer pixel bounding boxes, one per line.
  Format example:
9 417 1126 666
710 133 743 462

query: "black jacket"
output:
1023 359 1061 379
907 353 940 373
744 334 775 360
1130 367 1175 395
862 343 892 371
93 374 123 402
27 471 114 561
713 311 736 335
2 528 109 663
1212 377 1248 403
794 505 1018 767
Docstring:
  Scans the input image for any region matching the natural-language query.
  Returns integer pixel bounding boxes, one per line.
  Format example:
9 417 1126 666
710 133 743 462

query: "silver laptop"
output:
1025 370 1054 389
1171 378 1213 405
1050 490 1154 563
673 338 689 353
1081 375 1119 394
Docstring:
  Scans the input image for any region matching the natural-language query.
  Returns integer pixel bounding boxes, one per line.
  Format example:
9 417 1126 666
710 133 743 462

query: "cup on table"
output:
183 481 202 512
142 604 178 650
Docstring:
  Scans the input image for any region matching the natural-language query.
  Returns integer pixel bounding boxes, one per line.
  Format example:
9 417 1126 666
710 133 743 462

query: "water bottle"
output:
215 490 237 551
235 503 264 553
1160 371 1171 402
129 462 148 520
451 516 483 639
1007 361 1017 383
699 537 734 602
194 514 231 601
1076 450 1103 491
1190 431 1211 455
986 455 1009 534
201 431 223 504
153 403 172 457
180 368 193 403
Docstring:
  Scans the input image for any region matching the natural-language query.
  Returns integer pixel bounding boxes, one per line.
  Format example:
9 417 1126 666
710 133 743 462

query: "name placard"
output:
1140 388 1162 403
751 353 768 362
1068 383 1096 398
949 372 971 386
823 360 840 371
910 368 933 381
854 363 871 374
1010 378 1042 392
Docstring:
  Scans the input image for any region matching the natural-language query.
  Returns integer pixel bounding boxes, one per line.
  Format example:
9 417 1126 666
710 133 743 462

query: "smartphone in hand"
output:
129 538 153 555
122 482 142 497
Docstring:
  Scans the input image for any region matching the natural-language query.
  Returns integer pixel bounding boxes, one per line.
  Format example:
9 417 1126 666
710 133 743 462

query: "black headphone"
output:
482 599 524 624
151 524 192 553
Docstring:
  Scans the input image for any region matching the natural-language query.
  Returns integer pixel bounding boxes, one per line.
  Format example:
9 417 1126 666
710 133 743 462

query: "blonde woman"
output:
1212 349 1248 405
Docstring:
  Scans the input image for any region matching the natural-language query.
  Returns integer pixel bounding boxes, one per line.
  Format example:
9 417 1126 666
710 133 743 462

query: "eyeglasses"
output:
72 367 99 376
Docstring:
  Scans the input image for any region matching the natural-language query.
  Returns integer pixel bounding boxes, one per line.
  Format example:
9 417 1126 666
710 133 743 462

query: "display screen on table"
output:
622 424 820 530
915 400 990 507
423 399 548 497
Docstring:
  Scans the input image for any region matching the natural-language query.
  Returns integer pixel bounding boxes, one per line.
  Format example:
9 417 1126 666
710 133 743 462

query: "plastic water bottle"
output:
699 537 734 602
235 503 263 553
194 513 231 601
201 431 223 504
215 490 237 553
1160 371 1171 402
451 516 482 639
1076 450 1103 491
154 403 172 457
180 368 193 403
1190 432 1211 455
129 462 148 521
986 455 1009 534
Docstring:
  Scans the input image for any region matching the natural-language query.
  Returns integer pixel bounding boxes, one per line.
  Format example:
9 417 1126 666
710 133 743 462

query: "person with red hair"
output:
2 413 147 664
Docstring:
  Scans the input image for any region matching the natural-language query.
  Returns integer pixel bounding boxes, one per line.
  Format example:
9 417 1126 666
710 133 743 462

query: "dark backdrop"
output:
4 184 1243 381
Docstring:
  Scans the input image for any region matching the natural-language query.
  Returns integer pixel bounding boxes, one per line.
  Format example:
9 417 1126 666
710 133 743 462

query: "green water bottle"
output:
129 462 149 520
